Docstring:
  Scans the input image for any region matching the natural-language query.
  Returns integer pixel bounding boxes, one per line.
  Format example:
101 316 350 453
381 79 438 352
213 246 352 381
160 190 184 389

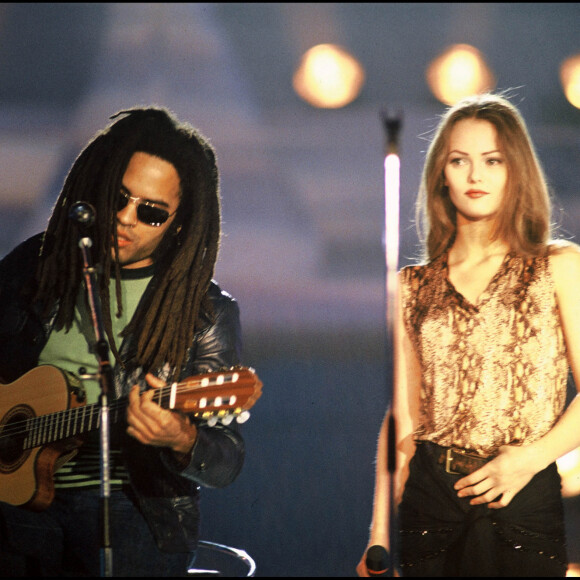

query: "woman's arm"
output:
357 273 422 575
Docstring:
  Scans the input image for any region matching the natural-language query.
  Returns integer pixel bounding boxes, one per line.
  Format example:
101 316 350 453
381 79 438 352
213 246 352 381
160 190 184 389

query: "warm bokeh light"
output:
567 563 580 577
426 44 495 106
557 447 580 497
293 43 365 109
560 54 580 109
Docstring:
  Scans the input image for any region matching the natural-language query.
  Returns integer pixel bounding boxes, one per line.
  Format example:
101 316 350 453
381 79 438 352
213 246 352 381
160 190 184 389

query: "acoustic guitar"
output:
0 364 262 511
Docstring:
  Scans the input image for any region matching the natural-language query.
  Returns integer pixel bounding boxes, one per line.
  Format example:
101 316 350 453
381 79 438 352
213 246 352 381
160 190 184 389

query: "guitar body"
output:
0 365 84 511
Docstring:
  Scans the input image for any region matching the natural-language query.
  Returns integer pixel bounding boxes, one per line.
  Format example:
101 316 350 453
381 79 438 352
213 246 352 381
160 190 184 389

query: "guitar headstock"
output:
169 367 262 427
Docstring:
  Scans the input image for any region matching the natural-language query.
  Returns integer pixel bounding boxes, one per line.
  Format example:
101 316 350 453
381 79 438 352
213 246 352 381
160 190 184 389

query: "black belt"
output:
430 444 492 475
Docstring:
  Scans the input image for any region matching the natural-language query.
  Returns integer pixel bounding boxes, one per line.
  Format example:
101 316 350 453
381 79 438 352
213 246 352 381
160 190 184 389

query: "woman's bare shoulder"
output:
548 240 580 286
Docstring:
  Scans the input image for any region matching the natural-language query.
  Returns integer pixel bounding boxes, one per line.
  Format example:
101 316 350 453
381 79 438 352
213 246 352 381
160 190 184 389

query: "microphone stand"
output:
381 110 402 577
70 203 114 577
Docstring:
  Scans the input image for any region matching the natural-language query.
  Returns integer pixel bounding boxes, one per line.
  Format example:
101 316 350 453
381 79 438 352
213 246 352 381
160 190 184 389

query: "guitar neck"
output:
23 382 182 450
20 368 260 450
23 397 128 450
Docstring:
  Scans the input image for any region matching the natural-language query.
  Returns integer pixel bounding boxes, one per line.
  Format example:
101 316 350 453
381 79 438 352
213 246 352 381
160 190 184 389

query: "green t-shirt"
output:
38 265 153 488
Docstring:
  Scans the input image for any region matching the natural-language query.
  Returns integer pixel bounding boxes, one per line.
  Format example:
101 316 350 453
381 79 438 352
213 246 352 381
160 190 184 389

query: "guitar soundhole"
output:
0 404 34 473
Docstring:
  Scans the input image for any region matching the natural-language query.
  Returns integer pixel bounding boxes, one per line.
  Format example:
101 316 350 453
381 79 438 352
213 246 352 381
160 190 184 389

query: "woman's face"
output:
443 118 508 227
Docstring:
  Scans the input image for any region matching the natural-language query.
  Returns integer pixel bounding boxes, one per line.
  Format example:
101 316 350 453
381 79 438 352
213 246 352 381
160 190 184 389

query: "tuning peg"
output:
236 411 250 424
221 414 234 426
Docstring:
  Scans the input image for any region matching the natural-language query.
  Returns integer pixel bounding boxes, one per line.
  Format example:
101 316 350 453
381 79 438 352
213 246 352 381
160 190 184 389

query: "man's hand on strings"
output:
126 372 197 455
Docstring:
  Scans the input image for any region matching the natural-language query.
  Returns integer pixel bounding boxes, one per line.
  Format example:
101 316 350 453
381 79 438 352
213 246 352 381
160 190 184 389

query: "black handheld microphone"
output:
366 545 390 577
69 201 96 227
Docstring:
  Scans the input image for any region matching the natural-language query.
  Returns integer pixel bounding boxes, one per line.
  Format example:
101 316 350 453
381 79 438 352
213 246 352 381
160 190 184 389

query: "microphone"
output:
366 545 390 577
69 202 96 227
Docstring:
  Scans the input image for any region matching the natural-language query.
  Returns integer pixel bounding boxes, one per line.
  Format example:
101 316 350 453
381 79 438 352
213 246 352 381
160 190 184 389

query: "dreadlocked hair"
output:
34 106 221 381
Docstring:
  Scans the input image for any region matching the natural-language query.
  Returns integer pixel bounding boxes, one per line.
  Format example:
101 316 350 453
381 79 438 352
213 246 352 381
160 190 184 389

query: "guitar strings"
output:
0 372 255 443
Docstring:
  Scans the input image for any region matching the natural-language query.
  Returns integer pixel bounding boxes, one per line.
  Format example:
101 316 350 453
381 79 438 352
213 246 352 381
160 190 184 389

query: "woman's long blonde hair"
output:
416 93 553 261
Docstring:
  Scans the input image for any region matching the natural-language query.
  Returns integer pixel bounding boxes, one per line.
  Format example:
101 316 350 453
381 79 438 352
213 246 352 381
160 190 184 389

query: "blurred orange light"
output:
293 43 365 109
567 563 580 577
560 54 580 109
426 44 495 106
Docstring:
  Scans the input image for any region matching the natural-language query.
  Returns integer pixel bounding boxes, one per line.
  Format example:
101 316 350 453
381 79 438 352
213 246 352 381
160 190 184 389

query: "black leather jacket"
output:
0 233 245 552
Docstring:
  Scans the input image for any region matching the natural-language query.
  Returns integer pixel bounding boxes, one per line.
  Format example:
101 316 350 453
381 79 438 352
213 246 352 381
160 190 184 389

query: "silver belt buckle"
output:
445 448 460 474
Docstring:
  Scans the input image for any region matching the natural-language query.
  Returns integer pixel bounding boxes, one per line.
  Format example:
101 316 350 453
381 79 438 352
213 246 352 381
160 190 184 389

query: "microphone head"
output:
69 202 96 227
366 545 389 576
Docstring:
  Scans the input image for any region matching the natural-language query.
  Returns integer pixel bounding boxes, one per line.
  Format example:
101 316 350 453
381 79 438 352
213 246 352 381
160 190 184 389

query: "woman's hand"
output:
357 545 398 577
356 555 371 577
453 444 541 509
126 372 198 455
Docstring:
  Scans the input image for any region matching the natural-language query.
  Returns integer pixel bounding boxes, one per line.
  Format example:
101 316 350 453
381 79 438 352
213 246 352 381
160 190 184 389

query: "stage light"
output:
557 447 580 497
426 44 495 106
560 54 580 109
567 563 580 577
293 43 365 109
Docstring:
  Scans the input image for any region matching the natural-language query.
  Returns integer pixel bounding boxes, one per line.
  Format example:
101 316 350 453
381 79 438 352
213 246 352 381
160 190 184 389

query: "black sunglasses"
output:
117 189 177 227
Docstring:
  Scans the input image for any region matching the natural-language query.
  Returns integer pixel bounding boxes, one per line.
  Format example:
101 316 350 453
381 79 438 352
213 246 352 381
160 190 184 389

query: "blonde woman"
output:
359 93 579 577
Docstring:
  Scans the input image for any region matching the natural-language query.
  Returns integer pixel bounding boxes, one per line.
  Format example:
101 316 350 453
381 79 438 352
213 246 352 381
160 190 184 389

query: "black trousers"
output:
0 488 191 577
397 441 568 577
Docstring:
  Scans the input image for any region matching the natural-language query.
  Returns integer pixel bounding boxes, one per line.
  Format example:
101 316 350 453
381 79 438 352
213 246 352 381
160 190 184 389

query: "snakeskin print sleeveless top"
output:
400 250 569 457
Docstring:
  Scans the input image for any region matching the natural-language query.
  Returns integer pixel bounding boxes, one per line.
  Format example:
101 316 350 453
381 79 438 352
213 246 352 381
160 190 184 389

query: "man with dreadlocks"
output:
0 107 247 576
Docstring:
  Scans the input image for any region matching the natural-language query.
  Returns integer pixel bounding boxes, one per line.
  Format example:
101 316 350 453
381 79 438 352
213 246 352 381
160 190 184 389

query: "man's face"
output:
113 152 181 269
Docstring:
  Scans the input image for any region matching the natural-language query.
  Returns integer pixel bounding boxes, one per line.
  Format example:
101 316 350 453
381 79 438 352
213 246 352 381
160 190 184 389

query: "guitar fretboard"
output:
24 400 126 450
